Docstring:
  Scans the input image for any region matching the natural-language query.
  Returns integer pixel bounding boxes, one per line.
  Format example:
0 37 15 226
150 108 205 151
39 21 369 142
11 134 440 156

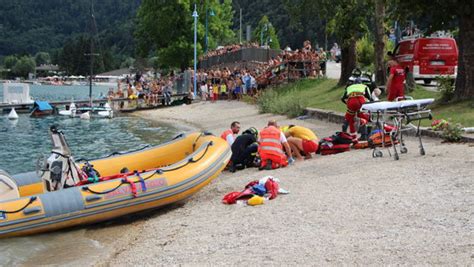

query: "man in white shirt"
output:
220 121 241 146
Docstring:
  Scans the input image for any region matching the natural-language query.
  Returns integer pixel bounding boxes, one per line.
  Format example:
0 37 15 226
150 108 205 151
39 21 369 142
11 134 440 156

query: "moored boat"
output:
30 101 54 117
0 128 230 238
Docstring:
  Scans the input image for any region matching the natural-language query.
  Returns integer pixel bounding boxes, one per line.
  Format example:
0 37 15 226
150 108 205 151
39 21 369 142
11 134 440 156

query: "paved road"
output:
326 61 341 79
325 61 441 92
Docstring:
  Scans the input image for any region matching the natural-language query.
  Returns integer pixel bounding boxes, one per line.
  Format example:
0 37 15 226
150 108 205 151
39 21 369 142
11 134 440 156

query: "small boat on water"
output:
59 102 114 119
0 127 230 238
30 101 54 117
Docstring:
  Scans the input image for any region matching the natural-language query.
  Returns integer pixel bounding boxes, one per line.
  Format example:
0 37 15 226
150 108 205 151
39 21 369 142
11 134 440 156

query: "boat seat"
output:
0 170 20 202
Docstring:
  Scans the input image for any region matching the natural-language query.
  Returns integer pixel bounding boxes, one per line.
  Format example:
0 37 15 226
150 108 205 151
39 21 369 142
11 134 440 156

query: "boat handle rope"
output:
0 196 37 215
82 141 213 197
159 141 213 172
192 131 213 152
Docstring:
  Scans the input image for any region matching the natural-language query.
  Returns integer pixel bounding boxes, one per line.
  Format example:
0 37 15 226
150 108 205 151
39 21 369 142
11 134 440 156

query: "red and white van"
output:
393 37 458 84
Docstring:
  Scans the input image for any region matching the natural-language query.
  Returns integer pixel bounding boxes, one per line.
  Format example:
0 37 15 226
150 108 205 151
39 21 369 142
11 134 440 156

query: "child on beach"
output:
212 83 219 102
200 81 208 101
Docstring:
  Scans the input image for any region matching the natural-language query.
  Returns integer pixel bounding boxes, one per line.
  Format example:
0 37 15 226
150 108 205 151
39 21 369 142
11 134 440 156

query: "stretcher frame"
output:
361 97 434 160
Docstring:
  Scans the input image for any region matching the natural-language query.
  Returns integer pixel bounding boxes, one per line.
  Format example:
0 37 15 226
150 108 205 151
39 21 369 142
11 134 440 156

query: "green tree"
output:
58 35 113 75
326 0 372 85
253 15 280 49
356 34 375 70
391 1 473 100
204 0 235 49
374 0 386 85
0 0 140 62
4 55 18 69
12 56 36 78
34 52 51 65
136 0 235 70
286 0 372 85
120 57 135 69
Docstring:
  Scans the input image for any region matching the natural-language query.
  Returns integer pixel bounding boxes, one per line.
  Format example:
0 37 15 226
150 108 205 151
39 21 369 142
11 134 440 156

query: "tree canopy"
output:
0 0 140 65
136 0 235 70
253 15 280 49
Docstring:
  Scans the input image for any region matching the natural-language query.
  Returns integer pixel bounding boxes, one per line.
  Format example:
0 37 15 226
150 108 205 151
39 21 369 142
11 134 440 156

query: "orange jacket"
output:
258 126 284 156
220 129 233 141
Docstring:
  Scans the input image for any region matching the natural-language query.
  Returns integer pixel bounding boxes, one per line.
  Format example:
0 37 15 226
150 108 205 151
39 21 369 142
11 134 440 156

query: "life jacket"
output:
220 129 233 141
258 126 284 157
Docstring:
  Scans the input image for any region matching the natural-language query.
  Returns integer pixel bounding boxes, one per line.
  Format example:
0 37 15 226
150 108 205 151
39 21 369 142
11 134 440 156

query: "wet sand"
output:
85 101 474 266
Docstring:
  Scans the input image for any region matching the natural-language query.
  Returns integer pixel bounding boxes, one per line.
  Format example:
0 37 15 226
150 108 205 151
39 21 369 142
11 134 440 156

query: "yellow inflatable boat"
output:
0 130 230 238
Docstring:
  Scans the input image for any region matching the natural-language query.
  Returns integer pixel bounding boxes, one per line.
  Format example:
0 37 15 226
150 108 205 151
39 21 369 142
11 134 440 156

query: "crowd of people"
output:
199 43 261 61
195 40 327 101
220 120 320 173
106 72 183 107
221 52 407 173
102 40 330 108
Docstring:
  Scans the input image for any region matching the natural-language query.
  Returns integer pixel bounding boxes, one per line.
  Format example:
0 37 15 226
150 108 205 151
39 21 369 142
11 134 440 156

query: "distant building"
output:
96 68 134 78
35 64 60 77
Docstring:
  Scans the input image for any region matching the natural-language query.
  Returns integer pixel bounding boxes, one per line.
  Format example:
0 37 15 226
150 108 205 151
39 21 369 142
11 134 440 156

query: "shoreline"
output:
95 101 472 266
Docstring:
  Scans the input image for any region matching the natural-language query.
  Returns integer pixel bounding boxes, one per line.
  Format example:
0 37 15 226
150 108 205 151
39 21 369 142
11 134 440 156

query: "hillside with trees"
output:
0 0 140 71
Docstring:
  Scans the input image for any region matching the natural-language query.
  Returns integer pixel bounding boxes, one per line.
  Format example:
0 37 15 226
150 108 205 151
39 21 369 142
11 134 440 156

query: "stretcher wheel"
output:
373 150 383 158
400 147 408 154
420 148 425 156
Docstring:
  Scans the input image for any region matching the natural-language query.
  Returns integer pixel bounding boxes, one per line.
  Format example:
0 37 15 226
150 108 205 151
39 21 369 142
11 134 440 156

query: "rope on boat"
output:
81 141 213 197
0 196 37 215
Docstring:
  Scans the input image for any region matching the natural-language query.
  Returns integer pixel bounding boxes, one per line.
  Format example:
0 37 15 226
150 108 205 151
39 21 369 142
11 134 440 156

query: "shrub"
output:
356 34 374 69
441 122 463 142
436 76 455 103
241 94 256 104
257 88 307 118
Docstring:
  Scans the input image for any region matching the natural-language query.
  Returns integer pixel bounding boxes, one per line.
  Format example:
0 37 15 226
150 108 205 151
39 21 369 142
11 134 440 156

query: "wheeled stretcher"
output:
361 98 434 160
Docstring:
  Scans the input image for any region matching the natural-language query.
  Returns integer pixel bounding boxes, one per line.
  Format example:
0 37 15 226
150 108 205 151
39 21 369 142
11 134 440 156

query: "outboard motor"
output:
39 126 83 191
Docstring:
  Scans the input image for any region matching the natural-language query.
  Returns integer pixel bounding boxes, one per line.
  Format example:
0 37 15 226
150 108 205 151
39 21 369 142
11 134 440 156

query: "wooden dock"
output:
0 94 188 111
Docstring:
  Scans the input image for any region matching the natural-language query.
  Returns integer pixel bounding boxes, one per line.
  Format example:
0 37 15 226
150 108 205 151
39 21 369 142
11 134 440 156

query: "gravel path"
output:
98 101 473 266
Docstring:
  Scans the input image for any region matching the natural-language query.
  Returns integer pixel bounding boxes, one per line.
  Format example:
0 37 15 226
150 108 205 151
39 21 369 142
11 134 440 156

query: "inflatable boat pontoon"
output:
0 128 230 238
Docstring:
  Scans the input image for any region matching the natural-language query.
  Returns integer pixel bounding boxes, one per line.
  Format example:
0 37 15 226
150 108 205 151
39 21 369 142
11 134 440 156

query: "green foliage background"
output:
136 0 235 70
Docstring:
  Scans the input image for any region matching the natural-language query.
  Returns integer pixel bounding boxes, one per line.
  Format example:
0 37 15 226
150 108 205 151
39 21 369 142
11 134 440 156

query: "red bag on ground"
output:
222 188 255 204
264 179 279 200
245 180 259 189
319 142 351 155
368 131 398 147
353 141 369 149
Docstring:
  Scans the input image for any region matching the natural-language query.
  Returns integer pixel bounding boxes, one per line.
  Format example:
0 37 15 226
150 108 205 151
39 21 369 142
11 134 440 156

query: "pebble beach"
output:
95 101 473 266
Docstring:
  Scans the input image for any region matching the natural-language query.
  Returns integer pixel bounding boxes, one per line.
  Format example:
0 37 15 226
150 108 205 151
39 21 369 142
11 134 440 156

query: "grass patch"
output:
256 78 474 126
257 80 327 118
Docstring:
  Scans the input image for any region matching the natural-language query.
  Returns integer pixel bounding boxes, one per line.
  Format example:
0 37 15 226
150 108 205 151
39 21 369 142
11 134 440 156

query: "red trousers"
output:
345 96 369 134
388 86 404 101
260 153 288 169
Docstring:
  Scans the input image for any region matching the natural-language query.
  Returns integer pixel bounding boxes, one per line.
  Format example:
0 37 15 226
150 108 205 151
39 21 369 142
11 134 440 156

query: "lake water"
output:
0 84 183 265
0 84 180 174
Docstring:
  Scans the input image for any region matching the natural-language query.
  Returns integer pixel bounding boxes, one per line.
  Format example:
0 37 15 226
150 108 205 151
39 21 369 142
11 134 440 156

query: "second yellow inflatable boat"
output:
0 128 230 238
